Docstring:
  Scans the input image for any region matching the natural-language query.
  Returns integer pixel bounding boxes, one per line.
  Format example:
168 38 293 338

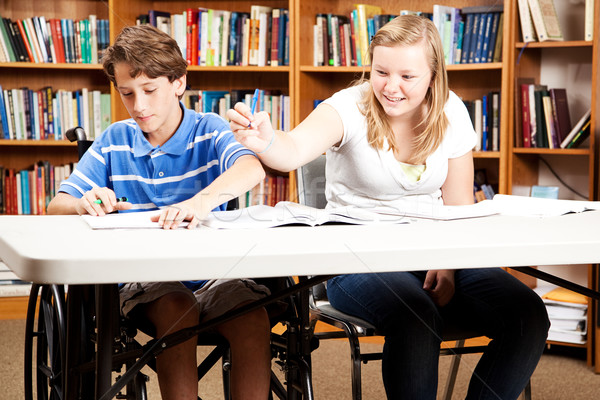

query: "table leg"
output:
95 284 118 400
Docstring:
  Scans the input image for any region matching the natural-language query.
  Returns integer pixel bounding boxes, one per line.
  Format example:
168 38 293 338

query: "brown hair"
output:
102 25 187 86
358 15 449 164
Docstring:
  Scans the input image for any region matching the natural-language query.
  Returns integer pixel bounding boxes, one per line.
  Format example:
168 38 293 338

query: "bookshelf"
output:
507 0 599 367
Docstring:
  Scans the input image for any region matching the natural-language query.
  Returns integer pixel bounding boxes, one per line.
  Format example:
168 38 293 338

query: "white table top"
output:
1 212 599 285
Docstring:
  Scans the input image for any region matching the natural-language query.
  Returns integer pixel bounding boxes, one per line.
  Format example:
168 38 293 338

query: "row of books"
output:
239 172 290 209
0 86 111 141
516 83 590 149
463 91 501 152
518 0 594 42
433 5 503 65
312 4 503 67
139 6 289 67
535 286 588 345
0 161 74 215
0 14 109 64
182 88 291 132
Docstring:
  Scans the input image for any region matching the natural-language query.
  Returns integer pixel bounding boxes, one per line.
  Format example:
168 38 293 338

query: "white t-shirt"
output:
322 82 477 213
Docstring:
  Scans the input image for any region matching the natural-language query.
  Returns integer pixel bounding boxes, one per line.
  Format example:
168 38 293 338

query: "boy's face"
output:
114 63 186 141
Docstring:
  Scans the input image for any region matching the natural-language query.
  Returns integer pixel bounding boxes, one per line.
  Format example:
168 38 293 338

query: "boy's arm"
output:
156 154 265 229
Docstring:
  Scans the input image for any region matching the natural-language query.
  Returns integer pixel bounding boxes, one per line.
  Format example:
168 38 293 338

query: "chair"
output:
297 155 532 400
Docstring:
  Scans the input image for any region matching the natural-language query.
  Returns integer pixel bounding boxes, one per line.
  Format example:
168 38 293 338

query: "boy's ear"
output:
175 75 187 97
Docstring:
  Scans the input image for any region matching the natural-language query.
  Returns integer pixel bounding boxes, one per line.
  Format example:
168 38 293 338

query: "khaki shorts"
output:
119 279 270 322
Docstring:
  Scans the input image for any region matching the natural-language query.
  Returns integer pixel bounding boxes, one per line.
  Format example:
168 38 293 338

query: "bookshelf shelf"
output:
186 65 291 72
0 140 75 147
473 151 501 159
0 62 104 70
516 40 594 49
512 148 591 156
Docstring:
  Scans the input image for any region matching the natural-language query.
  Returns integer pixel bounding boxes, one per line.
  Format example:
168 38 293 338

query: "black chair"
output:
297 154 532 400
24 128 317 400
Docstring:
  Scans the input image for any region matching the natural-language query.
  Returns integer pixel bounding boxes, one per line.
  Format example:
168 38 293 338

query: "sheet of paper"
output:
81 210 189 229
491 194 600 217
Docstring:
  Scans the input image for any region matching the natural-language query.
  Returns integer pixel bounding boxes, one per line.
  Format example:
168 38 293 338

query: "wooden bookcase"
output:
1 0 599 370
505 0 599 367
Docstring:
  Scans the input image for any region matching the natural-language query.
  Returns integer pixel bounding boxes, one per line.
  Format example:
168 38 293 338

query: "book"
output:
565 119 591 149
527 0 563 41
542 287 588 305
249 5 272 66
354 4 382 65
548 88 571 145
584 0 594 41
560 108 591 148
517 0 537 42
204 202 412 229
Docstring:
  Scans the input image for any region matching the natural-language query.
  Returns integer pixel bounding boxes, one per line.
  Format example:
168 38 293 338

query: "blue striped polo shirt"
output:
59 103 254 212
59 104 255 291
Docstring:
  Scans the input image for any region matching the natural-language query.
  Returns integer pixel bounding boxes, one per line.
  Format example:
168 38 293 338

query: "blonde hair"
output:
358 15 448 164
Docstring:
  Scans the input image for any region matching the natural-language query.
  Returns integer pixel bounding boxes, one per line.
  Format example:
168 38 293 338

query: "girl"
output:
228 15 549 399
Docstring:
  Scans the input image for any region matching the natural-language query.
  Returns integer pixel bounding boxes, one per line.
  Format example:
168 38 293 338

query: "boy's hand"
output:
152 199 205 230
78 187 132 216
227 102 274 153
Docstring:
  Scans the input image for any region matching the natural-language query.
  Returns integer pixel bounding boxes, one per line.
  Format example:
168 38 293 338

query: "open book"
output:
202 202 408 229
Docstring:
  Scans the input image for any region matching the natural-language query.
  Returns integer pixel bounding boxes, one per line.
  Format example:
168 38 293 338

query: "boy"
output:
47 25 271 400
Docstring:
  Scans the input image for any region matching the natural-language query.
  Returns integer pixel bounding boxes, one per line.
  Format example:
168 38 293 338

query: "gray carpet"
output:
2 319 600 399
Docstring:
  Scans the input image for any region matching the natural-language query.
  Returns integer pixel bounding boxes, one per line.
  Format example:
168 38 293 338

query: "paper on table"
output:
371 200 499 220
491 194 600 217
81 210 189 229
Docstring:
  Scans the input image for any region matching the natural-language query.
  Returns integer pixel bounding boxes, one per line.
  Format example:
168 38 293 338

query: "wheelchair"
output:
23 127 324 400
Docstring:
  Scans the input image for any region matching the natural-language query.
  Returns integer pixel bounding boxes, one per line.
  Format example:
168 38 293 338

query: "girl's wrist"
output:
257 131 275 154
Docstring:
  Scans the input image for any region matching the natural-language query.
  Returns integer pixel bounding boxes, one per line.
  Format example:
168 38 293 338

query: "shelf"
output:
0 62 103 70
299 63 503 73
187 65 290 72
512 147 591 156
473 151 501 159
0 140 75 147
516 40 593 49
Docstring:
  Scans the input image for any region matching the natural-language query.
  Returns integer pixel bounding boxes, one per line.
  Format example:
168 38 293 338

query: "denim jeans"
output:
327 268 549 400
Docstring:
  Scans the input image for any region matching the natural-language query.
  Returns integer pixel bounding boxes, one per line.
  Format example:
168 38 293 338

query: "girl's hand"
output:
77 187 132 216
227 102 275 153
423 269 456 307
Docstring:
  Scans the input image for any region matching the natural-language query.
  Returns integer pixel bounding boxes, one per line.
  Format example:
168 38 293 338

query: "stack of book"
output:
0 260 31 297
537 286 587 345
0 14 109 64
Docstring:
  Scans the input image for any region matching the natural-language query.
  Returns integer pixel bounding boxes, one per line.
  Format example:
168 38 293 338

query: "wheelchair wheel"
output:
24 284 67 400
